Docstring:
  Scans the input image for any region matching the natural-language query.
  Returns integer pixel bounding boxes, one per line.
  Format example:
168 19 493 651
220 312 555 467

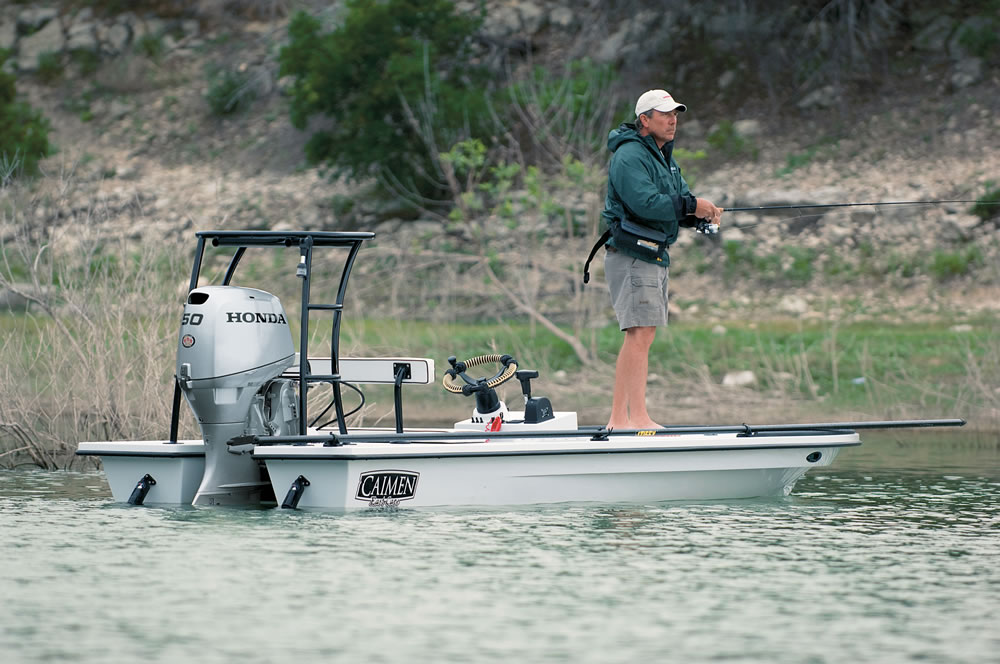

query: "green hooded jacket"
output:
601 122 697 266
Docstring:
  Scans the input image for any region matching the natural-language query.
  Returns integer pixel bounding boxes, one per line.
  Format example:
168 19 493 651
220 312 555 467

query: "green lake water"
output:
1 437 998 663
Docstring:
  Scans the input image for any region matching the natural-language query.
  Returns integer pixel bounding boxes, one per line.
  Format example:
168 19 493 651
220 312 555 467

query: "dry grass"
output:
0 178 196 469
3 167 998 468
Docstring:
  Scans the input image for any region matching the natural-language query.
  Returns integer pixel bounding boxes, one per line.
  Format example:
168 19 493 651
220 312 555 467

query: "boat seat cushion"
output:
284 356 434 385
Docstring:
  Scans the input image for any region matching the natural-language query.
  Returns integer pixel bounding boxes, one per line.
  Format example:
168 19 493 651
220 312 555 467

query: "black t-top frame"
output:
168 230 375 442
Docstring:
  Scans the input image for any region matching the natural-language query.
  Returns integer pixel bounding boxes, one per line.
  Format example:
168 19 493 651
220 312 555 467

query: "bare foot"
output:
606 419 663 430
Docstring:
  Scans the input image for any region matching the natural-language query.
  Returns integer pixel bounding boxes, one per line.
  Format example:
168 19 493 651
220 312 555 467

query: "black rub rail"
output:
240 418 966 447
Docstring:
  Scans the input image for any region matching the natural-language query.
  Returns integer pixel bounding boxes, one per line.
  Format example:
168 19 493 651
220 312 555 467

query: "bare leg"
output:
607 325 660 429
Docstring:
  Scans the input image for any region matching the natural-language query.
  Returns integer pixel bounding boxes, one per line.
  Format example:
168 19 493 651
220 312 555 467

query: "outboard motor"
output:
176 286 297 505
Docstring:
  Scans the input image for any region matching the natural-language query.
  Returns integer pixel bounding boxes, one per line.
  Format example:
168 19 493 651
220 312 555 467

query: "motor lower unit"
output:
176 286 297 505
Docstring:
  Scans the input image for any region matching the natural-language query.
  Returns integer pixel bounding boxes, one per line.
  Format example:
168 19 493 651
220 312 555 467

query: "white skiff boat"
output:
76 231 963 510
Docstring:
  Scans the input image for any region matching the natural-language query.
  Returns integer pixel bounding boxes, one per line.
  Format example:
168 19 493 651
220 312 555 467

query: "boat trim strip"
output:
75 450 206 458
253 439 861 461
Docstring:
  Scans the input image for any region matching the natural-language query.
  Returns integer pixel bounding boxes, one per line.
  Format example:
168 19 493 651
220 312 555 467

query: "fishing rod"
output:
694 198 998 234
723 199 996 213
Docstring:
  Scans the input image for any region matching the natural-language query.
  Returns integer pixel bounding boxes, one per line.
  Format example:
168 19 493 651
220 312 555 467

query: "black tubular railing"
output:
246 418 966 447
167 230 374 443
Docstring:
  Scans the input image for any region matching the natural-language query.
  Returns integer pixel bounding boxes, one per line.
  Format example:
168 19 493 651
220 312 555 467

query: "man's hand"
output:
695 198 724 224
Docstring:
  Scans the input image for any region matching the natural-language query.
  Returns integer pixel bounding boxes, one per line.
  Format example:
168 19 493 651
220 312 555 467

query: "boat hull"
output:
77 440 205 505
257 433 854 510
77 431 857 510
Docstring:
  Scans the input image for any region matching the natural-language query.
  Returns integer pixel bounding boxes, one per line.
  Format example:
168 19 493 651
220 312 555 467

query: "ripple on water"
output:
0 466 998 664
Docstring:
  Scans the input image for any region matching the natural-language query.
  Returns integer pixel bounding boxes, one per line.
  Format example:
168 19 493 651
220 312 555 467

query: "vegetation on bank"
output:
0 50 54 180
1 211 998 470
2 302 997 471
3 1 1000 469
278 0 496 201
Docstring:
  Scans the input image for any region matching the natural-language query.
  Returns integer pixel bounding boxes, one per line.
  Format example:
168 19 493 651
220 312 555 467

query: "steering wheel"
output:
442 354 518 395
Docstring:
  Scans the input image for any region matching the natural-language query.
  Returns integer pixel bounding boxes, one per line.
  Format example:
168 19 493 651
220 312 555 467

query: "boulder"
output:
913 15 955 53
17 19 64 71
99 21 131 55
732 119 762 137
108 99 130 120
951 57 984 89
16 7 58 33
481 5 521 38
0 21 16 52
66 22 99 52
717 70 737 89
682 118 704 137
736 188 823 209
722 226 745 242
595 22 628 63
948 16 996 60
778 294 808 314
130 16 168 43
550 7 575 29
595 11 660 64
518 3 547 35
849 209 877 224
0 288 31 312
722 370 756 387
947 213 982 234
797 85 836 110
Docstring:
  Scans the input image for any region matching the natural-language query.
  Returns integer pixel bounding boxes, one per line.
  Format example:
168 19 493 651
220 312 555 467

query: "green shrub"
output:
673 147 707 190
278 1 494 200
329 194 356 219
70 49 101 76
136 34 165 59
707 121 758 160
507 59 619 159
784 246 816 284
970 185 1000 221
775 147 817 177
62 89 96 122
723 242 822 285
723 240 781 281
0 50 55 179
74 1 190 16
885 251 921 279
958 22 1000 59
929 246 983 280
205 69 255 115
35 51 64 84
821 250 853 278
226 0 291 20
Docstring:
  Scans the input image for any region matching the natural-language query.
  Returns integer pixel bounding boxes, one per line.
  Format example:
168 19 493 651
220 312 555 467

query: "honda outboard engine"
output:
176 286 297 505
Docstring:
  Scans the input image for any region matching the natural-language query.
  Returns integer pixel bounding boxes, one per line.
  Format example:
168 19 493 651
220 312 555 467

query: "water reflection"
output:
1 449 999 664
0 469 110 500
838 431 1000 476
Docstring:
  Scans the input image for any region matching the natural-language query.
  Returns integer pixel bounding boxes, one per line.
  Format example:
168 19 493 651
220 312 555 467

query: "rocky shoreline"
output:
2 2 999 321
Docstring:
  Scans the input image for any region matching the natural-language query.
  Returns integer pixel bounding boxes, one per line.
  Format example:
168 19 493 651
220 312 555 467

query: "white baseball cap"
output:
634 89 687 116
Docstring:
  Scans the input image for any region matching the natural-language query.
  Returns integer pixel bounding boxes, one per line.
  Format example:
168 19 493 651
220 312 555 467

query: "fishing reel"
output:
681 214 719 235
694 219 720 235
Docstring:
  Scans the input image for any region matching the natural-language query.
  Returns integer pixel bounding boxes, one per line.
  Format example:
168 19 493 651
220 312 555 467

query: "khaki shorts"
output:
604 249 669 330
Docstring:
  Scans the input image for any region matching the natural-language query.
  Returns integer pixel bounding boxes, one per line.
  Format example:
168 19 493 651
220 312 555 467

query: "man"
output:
602 89 723 429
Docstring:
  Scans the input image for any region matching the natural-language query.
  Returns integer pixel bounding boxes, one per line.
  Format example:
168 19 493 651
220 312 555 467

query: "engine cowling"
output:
175 286 296 506
176 286 294 424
